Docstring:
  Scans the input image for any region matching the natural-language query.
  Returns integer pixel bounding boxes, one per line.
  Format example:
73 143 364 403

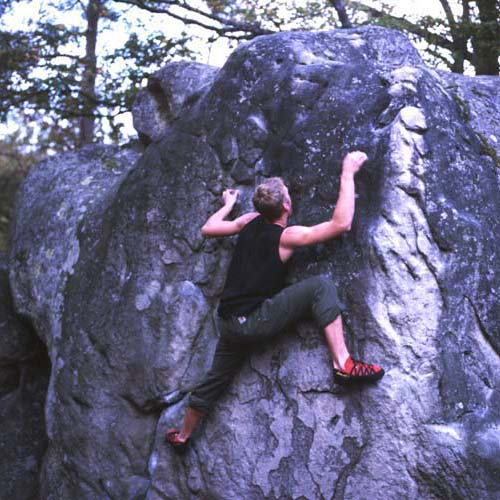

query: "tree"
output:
0 0 194 150
351 0 499 75
110 0 499 75
0 131 45 252
329 0 352 28
472 0 500 74
1 0 498 155
80 0 102 145
110 0 354 38
0 0 19 17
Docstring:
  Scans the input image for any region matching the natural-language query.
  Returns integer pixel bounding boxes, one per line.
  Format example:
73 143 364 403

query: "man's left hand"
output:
222 189 239 207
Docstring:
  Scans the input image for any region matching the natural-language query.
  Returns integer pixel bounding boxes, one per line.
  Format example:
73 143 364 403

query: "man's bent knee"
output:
311 274 345 328
187 393 213 415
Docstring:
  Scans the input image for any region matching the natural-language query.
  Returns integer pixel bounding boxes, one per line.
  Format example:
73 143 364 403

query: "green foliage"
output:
0 0 19 17
109 31 193 70
0 0 195 151
0 24 81 122
201 0 498 74
99 31 195 140
205 0 337 31
1 0 498 155
351 0 499 74
0 132 45 252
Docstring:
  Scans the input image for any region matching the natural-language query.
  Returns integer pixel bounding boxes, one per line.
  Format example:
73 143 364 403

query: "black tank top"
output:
218 215 287 318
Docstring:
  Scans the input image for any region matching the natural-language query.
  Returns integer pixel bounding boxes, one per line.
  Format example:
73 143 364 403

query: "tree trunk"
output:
329 0 353 28
80 0 101 145
439 0 466 73
451 0 471 73
473 0 499 75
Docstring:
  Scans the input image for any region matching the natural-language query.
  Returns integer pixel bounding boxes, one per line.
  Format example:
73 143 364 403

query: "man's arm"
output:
281 151 367 249
201 189 259 238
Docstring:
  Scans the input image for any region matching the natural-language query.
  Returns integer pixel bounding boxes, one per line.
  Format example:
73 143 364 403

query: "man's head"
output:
252 177 292 222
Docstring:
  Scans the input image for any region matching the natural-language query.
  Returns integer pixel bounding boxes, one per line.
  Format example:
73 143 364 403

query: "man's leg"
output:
242 275 345 340
320 297 384 382
324 314 350 371
166 333 247 447
171 407 204 443
243 275 383 382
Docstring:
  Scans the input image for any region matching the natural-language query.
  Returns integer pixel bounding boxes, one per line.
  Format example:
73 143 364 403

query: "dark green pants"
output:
188 275 345 414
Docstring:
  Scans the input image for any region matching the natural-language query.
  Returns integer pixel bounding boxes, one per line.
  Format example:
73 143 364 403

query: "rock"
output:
8 27 500 499
438 71 500 168
399 106 427 132
0 166 24 253
132 61 220 145
0 254 50 500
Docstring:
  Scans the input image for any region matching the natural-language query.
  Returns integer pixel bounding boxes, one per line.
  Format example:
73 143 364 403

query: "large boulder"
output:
9 144 149 499
0 254 50 500
438 71 500 164
0 165 24 252
9 28 500 499
132 61 220 145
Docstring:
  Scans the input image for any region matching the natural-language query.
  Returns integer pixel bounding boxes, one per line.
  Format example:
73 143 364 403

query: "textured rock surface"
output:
8 28 500 499
439 71 500 163
9 144 150 499
0 254 49 500
132 61 219 145
0 167 24 252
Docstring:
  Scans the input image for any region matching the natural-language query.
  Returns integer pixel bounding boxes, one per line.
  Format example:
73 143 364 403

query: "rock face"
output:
438 71 500 164
132 61 220 145
0 167 24 252
0 254 50 500
8 28 500 499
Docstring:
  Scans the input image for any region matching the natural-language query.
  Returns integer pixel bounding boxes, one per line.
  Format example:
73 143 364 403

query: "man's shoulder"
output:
240 212 262 231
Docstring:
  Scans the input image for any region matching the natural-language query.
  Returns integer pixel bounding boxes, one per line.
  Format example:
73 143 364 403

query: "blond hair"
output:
252 177 286 221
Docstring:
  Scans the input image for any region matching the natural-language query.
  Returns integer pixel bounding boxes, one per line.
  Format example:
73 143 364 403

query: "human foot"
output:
165 429 189 454
334 356 384 384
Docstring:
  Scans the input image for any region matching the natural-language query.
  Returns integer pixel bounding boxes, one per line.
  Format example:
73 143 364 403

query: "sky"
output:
0 0 458 145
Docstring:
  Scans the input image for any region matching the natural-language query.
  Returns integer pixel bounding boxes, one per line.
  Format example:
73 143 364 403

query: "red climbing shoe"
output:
165 429 189 454
334 356 385 384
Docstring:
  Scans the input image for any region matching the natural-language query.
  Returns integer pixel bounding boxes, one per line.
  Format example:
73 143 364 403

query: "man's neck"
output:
271 213 288 228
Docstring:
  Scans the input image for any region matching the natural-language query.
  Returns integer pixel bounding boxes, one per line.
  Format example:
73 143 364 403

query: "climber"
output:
166 151 384 452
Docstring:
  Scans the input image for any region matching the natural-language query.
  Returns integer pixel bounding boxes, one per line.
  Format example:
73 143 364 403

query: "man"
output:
166 151 384 452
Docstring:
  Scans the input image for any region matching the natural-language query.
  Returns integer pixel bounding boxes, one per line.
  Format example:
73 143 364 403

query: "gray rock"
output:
438 71 500 165
0 254 49 500
0 166 24 252
8 27 500 499
132 61 220 145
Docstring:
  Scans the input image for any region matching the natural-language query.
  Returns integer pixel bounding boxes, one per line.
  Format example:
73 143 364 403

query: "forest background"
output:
0 0 498 250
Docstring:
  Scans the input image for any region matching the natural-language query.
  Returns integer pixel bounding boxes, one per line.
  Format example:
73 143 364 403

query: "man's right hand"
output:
342 151 368 175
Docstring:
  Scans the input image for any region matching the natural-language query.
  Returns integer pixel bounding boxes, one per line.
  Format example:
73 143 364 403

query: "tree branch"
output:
462 0 470 25
43 53 83 61
328 0 352 28
438 0 456 29
351 1 455 52
111 0 274 39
